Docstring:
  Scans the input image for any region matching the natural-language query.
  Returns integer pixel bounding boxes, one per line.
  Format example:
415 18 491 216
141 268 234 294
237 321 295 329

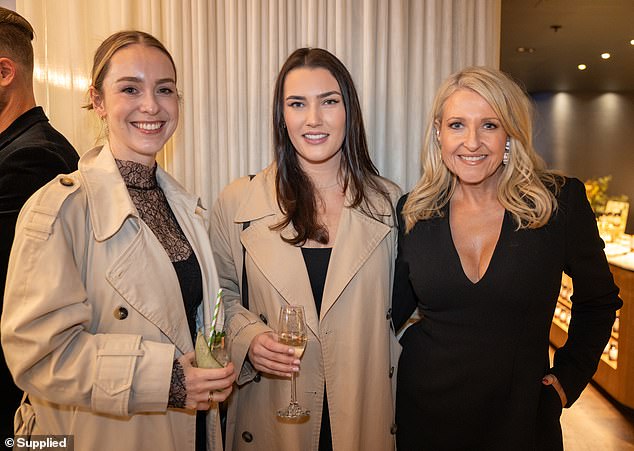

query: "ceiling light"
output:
516 47 535 53
578 64 587 70
630 39 634 45
601 53 611 59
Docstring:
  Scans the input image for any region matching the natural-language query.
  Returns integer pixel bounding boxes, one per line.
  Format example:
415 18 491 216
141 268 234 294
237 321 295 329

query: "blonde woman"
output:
392 66 622 450
1 31 234 450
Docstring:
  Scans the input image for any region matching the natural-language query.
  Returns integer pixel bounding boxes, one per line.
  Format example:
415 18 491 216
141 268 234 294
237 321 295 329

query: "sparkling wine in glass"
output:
276 305 309 419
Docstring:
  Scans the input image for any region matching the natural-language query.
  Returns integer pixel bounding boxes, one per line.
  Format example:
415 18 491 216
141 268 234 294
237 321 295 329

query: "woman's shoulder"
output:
218 166 271 202
370 175 402 204
550 175 585 203
16 171 86 238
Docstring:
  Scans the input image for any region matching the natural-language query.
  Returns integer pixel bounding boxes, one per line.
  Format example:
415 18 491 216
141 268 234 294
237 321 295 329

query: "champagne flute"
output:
276 305 309 419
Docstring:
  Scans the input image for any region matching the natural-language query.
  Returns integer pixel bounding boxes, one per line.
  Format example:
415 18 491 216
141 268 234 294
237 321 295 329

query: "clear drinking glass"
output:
276 305 309 419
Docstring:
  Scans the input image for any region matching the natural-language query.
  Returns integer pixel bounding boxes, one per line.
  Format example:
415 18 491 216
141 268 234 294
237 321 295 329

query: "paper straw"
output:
210 289 223 343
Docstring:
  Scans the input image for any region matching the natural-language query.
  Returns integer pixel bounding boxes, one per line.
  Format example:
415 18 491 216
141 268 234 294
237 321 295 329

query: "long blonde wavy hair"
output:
402 66 564 233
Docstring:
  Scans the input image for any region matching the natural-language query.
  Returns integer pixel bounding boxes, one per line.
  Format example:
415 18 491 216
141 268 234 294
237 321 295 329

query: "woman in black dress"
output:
393 66 622 450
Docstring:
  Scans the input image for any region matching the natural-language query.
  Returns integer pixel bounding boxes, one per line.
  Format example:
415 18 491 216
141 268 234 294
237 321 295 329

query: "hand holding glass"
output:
277 305 309 419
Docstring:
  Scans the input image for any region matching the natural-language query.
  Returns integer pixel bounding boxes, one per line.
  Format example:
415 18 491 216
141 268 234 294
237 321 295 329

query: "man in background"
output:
0 6 79 437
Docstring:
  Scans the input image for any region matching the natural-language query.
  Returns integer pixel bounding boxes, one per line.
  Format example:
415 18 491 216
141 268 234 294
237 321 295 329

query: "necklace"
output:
315 181 341 190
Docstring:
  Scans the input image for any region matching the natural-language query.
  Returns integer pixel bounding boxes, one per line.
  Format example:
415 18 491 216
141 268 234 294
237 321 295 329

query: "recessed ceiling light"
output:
601 53 611 59
578 64 587 70
630 39 634 45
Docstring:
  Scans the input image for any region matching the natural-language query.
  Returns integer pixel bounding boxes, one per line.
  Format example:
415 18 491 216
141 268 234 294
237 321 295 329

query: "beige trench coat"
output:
210 165 401 451
1 145 223 451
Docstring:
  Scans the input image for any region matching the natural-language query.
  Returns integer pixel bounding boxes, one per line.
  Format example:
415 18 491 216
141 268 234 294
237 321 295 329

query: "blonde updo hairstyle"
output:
402 66 563 233
85 30 177 111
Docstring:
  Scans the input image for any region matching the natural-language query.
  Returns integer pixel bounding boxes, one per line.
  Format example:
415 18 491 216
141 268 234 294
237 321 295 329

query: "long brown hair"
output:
272 47 389 245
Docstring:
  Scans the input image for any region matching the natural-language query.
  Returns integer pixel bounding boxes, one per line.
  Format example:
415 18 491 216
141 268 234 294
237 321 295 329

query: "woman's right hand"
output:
179 351 236 410
247 332 299 378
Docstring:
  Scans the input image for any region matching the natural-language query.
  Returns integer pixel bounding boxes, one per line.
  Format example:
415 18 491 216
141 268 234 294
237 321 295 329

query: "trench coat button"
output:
390 423 398 434
241 431 253 443
253 373 261 383
389 366 395 378
59 176 74 186
114 307 128 320
259 314 268 325
386 308 392 320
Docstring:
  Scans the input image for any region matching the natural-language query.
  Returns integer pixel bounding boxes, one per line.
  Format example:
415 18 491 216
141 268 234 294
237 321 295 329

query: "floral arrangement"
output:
585 175 629 218
584 175 612 216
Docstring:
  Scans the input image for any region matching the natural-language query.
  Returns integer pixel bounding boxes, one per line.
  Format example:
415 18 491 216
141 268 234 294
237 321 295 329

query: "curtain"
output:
18 0 500 208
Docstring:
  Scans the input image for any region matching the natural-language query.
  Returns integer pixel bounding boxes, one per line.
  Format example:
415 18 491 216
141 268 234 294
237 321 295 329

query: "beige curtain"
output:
18 0 500 208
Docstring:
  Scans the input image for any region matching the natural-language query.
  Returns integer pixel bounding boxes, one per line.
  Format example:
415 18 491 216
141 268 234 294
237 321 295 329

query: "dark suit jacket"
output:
0 106 78 435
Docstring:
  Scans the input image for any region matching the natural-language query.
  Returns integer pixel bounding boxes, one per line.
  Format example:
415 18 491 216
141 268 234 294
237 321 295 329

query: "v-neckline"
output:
446 206 507 286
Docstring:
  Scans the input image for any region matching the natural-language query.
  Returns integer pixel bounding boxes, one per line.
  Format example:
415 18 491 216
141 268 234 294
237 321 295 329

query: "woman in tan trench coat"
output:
1 31 235 451
211 48 401 451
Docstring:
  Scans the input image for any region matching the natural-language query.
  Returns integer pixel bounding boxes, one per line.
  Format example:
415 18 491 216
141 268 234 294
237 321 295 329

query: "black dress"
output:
392 178 622 451
302 247 333 451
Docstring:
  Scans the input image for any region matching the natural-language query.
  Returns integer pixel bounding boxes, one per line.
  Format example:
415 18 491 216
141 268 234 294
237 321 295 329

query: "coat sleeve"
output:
209 177 272 385
391 194 419 332
1 179 174 417
550 178 623 406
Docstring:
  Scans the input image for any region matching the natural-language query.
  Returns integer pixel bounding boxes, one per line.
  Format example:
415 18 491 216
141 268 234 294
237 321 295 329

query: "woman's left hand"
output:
542 374 567 407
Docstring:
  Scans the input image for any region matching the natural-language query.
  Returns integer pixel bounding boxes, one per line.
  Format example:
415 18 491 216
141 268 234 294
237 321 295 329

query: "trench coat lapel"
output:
82 144 194 355
235 169 319 336
234 168 393 336
320 204 391 318
106 227 193 355
241 220 319 335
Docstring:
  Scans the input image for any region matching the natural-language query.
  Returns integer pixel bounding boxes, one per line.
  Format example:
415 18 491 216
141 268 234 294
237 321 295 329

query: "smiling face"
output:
438 88 508 189
283 67 346 171
90 44 178 166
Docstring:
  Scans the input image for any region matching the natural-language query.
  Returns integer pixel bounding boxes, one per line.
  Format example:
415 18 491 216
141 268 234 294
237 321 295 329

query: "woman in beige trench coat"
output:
1 31 234 451
211 48 401 451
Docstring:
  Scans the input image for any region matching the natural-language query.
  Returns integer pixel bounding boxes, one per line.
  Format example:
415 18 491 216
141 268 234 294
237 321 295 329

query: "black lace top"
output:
115 159 202 411
116 159 192 262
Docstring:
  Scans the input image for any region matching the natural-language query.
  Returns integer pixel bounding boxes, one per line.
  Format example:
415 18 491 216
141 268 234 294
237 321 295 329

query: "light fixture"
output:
601 53 611 59
578 64 587 70
516 47 535 53
630 39 634 45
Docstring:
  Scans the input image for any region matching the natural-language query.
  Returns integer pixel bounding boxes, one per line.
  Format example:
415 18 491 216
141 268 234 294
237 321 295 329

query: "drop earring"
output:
503 137 510 165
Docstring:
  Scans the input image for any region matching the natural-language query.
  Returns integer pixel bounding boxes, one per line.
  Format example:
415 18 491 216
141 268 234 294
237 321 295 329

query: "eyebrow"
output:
285 90 342 101
114 76 176 84
445 116 500 121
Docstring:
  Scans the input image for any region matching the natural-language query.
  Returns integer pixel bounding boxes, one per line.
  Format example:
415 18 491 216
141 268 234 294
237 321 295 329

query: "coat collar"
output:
79 143 203 242
0 106 48 150
236 164 394 335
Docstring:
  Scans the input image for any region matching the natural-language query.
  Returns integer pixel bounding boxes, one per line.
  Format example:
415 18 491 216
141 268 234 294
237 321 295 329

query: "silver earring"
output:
503 137 510 165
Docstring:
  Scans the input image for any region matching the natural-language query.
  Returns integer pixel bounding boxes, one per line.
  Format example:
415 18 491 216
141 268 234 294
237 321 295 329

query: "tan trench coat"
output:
210 165 401 451
1 145 223 451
